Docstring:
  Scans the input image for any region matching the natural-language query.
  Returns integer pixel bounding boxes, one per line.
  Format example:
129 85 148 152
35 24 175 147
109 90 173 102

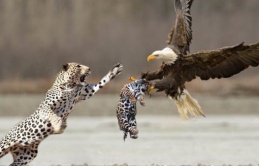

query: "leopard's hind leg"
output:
10 141 40 166
0 147 9 158
116 100 130 141
128 113 138 139
117 97 139 140
0 135 16 158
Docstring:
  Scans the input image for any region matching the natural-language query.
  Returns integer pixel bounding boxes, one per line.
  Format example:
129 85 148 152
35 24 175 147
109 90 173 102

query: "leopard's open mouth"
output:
80 72 91 82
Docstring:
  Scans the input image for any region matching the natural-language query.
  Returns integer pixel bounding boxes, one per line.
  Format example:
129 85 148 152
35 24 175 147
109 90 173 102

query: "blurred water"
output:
0 94 259 116
1 116 259 165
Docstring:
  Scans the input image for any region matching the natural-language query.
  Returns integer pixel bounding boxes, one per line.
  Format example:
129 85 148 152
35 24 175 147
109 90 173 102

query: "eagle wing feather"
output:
167 0 194 55
183 42 259 81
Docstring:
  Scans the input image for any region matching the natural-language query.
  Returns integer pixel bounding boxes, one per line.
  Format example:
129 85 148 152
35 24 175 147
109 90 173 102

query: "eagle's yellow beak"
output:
147 54 157 62
129 76 136 82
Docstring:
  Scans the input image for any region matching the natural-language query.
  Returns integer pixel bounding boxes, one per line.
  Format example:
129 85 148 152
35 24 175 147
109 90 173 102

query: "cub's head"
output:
55 62 91 86
129 77 152 96
137 79 152 96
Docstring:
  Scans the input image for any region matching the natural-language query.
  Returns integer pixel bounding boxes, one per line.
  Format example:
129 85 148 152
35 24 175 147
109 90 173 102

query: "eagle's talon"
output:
148 85 155 95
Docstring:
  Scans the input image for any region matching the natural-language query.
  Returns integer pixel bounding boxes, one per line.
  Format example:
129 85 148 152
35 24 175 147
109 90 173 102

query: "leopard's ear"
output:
62 63 69 71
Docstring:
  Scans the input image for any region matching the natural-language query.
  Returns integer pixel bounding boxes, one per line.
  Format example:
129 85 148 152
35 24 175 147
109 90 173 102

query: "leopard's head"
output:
55 62 91 86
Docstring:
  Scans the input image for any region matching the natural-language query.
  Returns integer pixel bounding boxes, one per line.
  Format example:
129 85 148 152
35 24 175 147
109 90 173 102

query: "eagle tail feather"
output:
173 89 205 119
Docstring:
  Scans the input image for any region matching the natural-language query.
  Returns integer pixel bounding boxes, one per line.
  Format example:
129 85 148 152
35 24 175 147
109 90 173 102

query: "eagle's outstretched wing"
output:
182 42 259 81
167 0 194 55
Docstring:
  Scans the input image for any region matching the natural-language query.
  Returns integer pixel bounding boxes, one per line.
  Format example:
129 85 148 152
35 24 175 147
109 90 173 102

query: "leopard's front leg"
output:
80 63 123 99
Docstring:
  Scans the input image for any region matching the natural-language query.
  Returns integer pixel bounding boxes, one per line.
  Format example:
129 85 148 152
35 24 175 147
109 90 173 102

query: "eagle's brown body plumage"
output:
144 42 259 99
142 0 259 118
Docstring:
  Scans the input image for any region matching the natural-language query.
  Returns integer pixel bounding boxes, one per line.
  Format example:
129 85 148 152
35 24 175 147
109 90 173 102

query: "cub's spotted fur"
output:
116 78 151 141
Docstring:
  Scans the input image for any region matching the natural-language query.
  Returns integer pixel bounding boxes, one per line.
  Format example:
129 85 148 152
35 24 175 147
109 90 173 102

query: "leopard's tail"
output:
170 89 205 120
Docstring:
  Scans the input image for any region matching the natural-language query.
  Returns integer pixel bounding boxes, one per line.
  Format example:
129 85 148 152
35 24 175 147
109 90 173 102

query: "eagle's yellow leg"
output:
148 85 154 96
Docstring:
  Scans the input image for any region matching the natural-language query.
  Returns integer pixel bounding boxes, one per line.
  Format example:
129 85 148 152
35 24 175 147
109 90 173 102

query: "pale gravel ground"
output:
1 116 259 165
0 94 259 165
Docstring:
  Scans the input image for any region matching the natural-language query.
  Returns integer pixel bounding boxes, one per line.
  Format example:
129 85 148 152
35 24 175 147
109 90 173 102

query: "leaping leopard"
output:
0 62 123 166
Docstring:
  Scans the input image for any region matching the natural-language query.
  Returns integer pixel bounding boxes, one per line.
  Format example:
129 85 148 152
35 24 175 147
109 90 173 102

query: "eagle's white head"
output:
147 47 178 64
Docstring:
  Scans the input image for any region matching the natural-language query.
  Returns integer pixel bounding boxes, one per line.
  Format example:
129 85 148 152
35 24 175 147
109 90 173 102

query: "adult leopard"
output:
0 62 123 166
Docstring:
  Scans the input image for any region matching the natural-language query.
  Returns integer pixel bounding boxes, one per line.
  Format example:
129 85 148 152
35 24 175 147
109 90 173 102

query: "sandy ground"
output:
1 115 259 165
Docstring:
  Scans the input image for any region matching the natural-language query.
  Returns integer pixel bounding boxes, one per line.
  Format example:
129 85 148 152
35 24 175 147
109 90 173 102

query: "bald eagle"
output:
141 0 259 119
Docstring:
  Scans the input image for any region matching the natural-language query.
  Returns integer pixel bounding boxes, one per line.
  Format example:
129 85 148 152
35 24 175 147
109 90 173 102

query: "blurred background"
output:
1 1 259 165
0 0 258 115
